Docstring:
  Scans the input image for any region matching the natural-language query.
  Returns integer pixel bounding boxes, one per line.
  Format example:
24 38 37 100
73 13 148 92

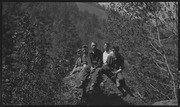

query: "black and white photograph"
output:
2 2 178 105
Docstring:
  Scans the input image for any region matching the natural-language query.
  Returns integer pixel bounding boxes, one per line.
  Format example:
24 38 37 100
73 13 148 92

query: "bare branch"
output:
158 17 177 36
163 54 177 100
151 55 167 73
136 90 144 99
153 60 167 72
159 73 170 79
174 44 178 57
154 40 161 48
149 41 164 57
147 77 171 88
135 90 148 105
172 29 178 36
154 59 166 65
148 33 161 48
147 26 162 48
155 13 163 47
149 84 171 100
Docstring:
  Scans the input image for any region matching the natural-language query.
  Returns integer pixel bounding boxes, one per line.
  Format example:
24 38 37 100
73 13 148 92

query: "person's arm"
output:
82 55 88 67
106 55 112 67
94 51 103 69
115 56 125 74
106 55 118 72
70 58 80 75
88 53 95 73
70 65 78 75
120 56 125 70
115 67 122 74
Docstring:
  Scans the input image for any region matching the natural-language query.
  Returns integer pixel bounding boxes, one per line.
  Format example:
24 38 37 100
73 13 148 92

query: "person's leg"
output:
76 66 83 72
90 67 103 91
76 66 90 88
90 66 117 92
116 78 120 87
72 66 83 74
115 72 123 87
102 66 116 84
119 78 134 97
100 75 107 86
90 65 117 87
117 78 127 97
90 67 103 92
104 70 127 96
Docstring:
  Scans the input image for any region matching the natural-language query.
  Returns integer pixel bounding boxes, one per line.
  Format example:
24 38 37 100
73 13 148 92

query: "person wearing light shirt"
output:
90 46 134 97
103 42 113 65
101 42 113 85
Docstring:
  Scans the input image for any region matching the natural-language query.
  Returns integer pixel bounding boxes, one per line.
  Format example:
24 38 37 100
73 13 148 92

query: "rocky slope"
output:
62 71 146 105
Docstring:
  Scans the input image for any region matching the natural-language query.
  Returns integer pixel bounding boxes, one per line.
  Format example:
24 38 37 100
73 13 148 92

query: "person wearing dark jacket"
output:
76 41 103 95
87 41 103 93
89 41 103 73
76 41 103 89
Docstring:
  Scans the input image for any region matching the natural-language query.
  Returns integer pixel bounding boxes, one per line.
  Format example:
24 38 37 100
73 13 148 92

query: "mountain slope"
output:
76 2 108 20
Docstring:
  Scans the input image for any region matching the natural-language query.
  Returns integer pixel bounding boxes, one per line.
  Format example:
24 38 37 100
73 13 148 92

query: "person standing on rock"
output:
90 46 134 97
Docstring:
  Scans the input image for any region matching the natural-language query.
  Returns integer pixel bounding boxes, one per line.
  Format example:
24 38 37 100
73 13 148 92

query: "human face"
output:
104 43 109 51
82 48 88 54
77 51 81 57
91 42 97 51
111 48 117 55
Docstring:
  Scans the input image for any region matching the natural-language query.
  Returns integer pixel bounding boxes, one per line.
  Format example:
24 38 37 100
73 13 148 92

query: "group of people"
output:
70 41 134 98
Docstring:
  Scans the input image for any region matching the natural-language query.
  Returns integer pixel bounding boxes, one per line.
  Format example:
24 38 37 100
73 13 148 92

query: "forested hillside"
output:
104 2 178 105
2 2 178 105
2 2 107 105
76 2 108 20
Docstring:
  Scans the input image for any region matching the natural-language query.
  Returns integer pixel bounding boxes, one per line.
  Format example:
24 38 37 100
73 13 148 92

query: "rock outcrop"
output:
63 72 145 105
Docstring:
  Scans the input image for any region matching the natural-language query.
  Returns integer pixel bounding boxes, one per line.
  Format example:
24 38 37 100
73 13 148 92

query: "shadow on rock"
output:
77 90 131 105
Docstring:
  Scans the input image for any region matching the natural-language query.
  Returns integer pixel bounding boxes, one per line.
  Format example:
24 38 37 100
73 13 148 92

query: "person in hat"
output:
70 48 83 75
76 45 92 89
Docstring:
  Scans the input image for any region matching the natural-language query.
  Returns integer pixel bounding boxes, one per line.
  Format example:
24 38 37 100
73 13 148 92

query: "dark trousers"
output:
91 65 116 90
118 78 131 95
81 66 103 83
78 66 91 97
91 65 133 95
80 66 91 85
80 66 102 97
